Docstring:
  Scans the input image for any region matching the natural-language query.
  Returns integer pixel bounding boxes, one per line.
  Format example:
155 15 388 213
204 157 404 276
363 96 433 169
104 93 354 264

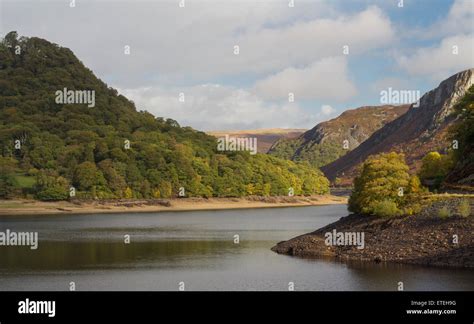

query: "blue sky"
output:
1 0 473 130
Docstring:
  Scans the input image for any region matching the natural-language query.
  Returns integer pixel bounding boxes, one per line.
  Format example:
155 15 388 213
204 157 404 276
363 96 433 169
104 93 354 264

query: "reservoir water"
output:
0 205 473 291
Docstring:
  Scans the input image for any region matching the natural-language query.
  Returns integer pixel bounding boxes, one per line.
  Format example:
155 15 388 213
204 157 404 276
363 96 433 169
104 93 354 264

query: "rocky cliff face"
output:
268 105 409 168
301 105 409 148
322 69 474 182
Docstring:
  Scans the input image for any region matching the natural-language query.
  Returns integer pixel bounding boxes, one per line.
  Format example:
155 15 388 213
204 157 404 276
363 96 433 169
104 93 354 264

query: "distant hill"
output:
0 31 329 200
322 69 474 184
207 128 306 153
268 105 409 168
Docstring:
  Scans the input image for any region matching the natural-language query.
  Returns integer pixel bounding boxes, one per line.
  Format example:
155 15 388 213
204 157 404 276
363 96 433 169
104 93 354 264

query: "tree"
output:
349 152 410 216
35 185 68 201
418 151 453 189
246 183 256 195
3 31 18 48
0 157 17 198
34 172 69 201
152 188 161 198
124 187 133 199
73 161 106 191
0 173 15 198
98 159 126 196
159 181 172 198
446 85 474 184
407 175 422 194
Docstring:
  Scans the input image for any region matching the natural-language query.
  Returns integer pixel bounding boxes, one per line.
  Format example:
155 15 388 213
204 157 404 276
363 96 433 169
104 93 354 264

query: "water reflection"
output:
0 205 473 291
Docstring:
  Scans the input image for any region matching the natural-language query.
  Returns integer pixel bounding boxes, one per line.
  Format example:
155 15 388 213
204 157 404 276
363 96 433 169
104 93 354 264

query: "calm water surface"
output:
0 205 473 291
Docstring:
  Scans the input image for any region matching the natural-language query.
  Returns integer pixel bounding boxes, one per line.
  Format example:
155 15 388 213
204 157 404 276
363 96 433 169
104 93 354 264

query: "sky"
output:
1 0 473 131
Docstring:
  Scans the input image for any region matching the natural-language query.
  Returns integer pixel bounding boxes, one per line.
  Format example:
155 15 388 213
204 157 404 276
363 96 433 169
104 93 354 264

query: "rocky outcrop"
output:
322 69 474 181
272 198 474 268
268 105 409 168
299 105 409 149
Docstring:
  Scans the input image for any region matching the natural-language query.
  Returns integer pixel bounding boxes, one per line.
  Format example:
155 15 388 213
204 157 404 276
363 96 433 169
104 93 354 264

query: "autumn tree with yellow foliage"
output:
349 152 422 217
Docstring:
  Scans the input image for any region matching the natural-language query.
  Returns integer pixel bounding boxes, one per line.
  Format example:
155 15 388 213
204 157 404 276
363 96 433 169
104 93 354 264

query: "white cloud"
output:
370 77 418 92
321 105 334 116
396 34 474 80
1 1 399 130
431 0 474 37
394 0 473 41
1 2 394 87
219 5 394 79
253 57 357 101
119 84 321 131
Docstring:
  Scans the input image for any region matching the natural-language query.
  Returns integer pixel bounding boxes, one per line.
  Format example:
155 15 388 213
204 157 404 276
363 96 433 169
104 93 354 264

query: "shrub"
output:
27 168 39 176
438 206 451 219
370 200 401 217
35 186 69 201
152 189 161 198
458 199 471 218
403 203 423 216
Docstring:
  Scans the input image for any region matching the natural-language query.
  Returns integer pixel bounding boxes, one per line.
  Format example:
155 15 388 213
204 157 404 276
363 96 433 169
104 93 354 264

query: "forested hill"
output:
0 32 329 200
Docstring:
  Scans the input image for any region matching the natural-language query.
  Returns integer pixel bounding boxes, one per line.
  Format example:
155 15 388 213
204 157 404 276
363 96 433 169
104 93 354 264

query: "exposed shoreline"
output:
272 198 474 268
0 195 347 216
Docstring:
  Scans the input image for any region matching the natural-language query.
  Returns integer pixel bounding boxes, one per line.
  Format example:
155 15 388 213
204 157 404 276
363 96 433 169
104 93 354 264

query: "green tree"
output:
73 161 106 191
3 31 19 48
159 181 172 198
447 84 474 184
34 171 69 201
98 159 126 196
0 173 15 198
0 157 17 198
349 152 410 216
418 151 453 188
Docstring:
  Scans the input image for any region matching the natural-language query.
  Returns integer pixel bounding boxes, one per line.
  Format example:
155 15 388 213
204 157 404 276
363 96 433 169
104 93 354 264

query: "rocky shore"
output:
272 198 474 268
